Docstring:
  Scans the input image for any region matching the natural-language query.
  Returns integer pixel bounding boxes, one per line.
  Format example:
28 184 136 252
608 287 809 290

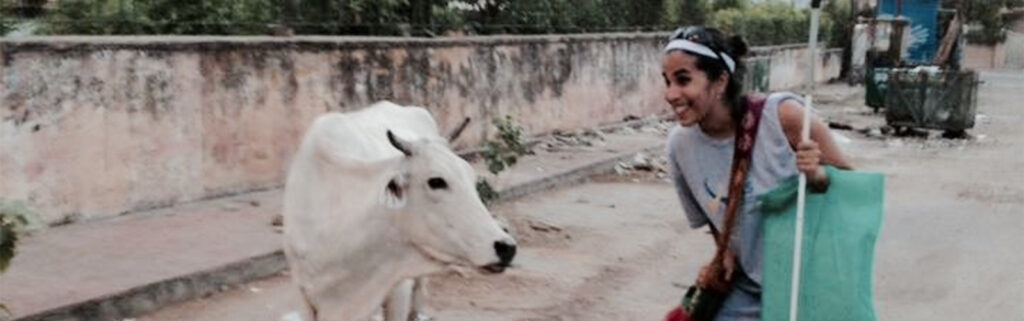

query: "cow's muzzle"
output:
481 240 516 273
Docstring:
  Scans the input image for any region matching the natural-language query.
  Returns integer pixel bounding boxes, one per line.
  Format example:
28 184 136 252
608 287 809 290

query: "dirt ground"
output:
139 175 710 321
140 70 1024 321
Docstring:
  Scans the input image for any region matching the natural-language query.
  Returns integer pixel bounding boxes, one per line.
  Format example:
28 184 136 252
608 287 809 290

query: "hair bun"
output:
726 35 749 59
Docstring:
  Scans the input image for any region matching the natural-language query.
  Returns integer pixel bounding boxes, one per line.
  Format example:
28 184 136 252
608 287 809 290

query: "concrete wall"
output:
964 32 1024 70
757 45 842 90
965 43 999 69
0 35 841 224
1004 31 1024 69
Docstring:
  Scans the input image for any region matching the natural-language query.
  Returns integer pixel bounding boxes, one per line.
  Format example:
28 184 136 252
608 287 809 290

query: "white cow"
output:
282 101 517 321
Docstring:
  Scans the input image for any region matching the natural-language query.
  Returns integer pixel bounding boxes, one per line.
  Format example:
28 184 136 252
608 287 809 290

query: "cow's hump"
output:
311 101 443 166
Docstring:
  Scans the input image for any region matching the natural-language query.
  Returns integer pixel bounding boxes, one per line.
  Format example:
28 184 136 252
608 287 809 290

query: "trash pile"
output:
542 127 609 151
609 114 675 136
614 152 670 181
541 114 674 152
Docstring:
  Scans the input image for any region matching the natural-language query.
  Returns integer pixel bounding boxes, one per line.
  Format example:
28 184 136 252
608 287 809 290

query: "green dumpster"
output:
884 68 979 133
864 67 891 111
864 50 898 112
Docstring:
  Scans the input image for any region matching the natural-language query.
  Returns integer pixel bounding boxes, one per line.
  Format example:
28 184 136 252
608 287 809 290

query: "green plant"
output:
481 115 533 175
475 179 500 205
0 199 42 315
475 115 533 205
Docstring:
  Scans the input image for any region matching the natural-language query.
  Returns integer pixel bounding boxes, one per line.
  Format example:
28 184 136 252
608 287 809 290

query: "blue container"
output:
876 0 940 65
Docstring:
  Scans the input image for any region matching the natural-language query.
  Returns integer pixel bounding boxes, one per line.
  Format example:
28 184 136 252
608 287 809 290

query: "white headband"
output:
664 39 736 73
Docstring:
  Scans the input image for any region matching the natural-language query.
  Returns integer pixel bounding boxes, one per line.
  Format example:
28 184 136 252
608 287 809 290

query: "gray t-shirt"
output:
666 92 806 289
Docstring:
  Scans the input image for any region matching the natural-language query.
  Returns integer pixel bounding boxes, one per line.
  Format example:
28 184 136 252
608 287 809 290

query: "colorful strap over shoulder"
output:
707 93 767 291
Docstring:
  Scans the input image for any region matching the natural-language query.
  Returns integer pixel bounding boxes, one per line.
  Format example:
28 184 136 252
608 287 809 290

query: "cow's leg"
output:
383 278 415 321
411 277 432 321
369 307 384 321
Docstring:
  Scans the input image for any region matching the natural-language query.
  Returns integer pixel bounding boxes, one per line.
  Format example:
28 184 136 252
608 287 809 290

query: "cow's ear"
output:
384 173 410 208
387 130 413 157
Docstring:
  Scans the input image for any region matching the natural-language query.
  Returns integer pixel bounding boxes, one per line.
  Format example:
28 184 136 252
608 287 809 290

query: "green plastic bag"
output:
760 166 885 321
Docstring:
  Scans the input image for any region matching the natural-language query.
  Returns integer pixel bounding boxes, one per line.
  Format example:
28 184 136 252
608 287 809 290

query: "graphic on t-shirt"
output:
703 178 728 214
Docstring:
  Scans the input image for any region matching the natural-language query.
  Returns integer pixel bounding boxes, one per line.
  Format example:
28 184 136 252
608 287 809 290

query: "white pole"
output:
789 95 813 321
807 5 821 91
790 2 822 321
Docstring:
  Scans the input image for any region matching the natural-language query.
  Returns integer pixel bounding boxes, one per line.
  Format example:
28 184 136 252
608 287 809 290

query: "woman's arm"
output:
778 99 853 189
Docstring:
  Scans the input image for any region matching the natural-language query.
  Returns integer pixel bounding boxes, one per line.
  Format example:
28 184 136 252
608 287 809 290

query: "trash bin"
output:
864 50 898 112
884 68 979 133
864 66 891 111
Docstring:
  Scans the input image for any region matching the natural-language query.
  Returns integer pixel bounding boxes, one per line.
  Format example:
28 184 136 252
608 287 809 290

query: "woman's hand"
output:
779 100 851 189
698 249 735 291
796 140 829 190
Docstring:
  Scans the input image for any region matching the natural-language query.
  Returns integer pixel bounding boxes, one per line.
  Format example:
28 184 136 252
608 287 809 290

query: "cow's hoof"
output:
411 313 433 321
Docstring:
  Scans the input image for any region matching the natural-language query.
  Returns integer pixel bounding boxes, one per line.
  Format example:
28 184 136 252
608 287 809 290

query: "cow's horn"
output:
447 117 471 142
387 130 413 156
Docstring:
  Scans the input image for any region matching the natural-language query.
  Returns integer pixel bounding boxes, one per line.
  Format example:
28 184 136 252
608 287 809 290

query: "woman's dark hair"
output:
668 26 750 122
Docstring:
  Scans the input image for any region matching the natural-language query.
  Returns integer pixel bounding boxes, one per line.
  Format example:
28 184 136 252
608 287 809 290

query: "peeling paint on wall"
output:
0 35 840 224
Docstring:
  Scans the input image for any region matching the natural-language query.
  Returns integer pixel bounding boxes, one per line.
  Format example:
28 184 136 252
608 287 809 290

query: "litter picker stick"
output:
807 0 822 92
790 1 822 321
789 95 813 321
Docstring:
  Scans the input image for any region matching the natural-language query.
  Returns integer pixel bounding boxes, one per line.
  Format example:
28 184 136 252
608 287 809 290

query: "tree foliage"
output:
1 0 18 35
44 0 282 35
28 0 851 47
0 15 11 36
824 0 853 48
712 0 746 11
710 1 834 46
455 0 666 34
664 0 710 27
960 0 1020 44
34 0 678 35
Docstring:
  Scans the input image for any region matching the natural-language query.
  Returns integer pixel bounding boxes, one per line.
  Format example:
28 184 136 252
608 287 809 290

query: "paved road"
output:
857 70 1024 320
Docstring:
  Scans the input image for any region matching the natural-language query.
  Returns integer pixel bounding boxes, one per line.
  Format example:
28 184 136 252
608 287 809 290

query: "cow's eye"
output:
427 177 448 190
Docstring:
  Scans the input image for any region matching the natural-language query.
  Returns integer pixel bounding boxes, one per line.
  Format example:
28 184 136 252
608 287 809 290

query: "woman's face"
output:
661 51 720 127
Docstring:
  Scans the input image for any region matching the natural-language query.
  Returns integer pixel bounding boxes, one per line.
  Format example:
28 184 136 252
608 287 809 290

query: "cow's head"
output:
382 130 517 273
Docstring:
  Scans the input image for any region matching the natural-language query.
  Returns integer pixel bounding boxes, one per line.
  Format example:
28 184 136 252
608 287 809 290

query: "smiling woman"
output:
660 26 851 321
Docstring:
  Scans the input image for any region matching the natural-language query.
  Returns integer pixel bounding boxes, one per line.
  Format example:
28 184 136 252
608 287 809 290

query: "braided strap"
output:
703 93 767 292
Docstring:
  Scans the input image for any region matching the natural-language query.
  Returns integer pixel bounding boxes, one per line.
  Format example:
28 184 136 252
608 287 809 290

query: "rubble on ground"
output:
824 117 988 149
543 128 607 151
527 220 563 233
614 151 670 180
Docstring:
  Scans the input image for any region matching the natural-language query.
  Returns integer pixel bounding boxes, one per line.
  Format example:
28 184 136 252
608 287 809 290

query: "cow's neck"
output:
314 209 439 321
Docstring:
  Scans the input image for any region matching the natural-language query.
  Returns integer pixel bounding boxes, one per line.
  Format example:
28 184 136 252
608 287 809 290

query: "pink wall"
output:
0 35 839 224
